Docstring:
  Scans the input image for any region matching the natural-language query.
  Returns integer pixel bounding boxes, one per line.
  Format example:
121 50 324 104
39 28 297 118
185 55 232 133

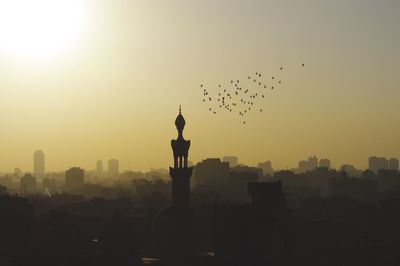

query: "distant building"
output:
96 160 103 175
0 176 13 188
258 161 274 175
298 160 309 173
33 150 45 177
215 181 288 265
298 156 324 173
20 174 37 194
222 156 238 167
14 168 23 178
228 171 258 202
230 165 263 179
368 156 388 173
319 158 331 169
65 167 84 191
248 181 287 209
108 159 119 177
42 178 56 192
388 158 399 171
308 156 318 170
0 185 7 195
341 164 362 177
193 158 229 191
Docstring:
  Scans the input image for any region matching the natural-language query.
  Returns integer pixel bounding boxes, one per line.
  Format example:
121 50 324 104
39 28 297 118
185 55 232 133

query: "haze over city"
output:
1 1 400 265
1 0 400 172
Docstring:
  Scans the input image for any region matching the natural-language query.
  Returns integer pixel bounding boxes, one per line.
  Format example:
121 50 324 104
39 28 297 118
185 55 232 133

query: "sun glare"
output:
0 0 87 63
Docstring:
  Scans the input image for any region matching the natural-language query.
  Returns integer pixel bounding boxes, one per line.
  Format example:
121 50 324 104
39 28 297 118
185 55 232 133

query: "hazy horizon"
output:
1 0 400 172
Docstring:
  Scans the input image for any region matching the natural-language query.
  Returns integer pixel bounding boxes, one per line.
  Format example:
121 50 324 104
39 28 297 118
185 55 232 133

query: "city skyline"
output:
1 148 399 175
1 1 400 172
1 1 400 265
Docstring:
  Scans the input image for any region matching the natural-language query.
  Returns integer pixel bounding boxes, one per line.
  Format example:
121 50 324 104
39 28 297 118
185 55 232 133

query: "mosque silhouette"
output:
153 106 198 264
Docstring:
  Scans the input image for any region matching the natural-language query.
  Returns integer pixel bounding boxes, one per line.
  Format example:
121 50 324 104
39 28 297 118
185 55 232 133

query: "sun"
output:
0 0 87 63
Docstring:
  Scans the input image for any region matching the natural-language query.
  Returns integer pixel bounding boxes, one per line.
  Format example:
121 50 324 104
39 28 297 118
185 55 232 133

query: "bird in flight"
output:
200 62 305 124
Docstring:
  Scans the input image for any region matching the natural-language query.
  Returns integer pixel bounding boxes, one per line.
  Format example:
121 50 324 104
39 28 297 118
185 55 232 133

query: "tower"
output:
108 159 119 178
96 160 103 175
170 105 193 209
153 106 197 262
33 150 45 177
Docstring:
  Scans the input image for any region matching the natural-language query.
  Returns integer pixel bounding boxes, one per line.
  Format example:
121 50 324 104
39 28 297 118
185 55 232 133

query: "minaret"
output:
170 105 193 209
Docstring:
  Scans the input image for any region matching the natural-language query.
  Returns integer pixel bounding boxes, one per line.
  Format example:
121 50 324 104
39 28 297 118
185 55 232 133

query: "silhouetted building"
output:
228 171 258 202
388 158 399 171
96 160 103 175
194 158 229 191
136 179 171 201
108 159 119 177
258 161 274 175
231 165 263 179
170 106 192 209
65 167 84 192
329 176 378 202
319 158 331 169
0 175 13 189
42 178 56 193
0 185 7 195
154 106 198 263
222 156 238 167
369 156 388 173
215 181 289 266
0 196 34 258
33 150 45 177
248 181 287 209
377 169 400 191
20 173 37 194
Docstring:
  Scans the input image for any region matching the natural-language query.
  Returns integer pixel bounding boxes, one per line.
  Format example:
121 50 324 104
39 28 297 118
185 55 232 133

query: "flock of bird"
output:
201 63 305 124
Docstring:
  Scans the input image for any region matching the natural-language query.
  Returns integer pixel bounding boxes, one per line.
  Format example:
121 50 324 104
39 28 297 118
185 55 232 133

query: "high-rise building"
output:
33 150 45 177
20 173 37 194
319 158 331 169
96 160 103 175
108 159 119 177
368 156 388 173
257 161 274 175
222 156 238 168
65 167 84 191
388 158 399 171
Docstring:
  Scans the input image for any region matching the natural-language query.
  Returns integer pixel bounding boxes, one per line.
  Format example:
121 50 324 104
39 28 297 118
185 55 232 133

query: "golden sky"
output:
0 0 400 172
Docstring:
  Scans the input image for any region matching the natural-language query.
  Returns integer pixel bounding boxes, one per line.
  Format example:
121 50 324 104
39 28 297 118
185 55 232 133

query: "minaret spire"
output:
170 107 192 209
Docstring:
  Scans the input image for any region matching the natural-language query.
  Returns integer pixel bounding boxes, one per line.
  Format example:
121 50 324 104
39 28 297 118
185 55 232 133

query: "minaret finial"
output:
179 105 181 114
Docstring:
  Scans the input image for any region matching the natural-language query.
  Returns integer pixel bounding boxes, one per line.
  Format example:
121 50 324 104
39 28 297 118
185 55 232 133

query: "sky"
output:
0 0 400 172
